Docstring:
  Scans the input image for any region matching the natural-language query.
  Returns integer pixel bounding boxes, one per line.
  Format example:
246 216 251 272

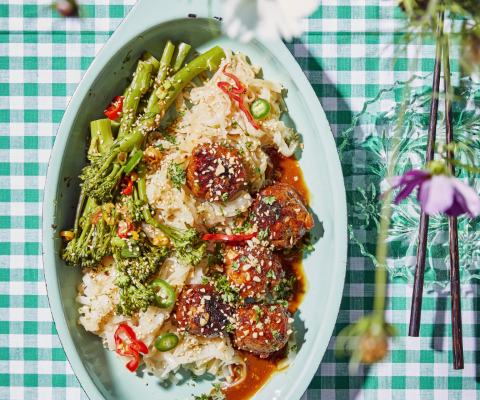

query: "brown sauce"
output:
222 153 310 400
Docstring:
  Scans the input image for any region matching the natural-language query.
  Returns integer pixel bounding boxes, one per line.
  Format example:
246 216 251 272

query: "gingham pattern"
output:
1 0 478 399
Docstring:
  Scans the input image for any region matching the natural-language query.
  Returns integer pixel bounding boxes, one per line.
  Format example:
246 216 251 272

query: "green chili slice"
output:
250 98 271 119
150 279 175 308
124 150 144 174
154 332 179 352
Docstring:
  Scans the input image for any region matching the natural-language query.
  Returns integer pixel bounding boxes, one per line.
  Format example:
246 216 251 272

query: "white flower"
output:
223 0 320 43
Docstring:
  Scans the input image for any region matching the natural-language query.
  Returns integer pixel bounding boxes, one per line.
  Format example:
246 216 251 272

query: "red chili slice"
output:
201 233 258 241
217 65 259 130
114 324 148 372
121 176 133 195
104 95 123 120
221 64 245 94
117 220 134 239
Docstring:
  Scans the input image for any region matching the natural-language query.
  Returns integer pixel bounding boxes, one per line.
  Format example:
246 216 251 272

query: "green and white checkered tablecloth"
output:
1 0 478 399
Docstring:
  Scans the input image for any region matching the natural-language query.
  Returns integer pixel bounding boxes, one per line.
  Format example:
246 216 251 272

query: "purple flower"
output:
388 170 480 218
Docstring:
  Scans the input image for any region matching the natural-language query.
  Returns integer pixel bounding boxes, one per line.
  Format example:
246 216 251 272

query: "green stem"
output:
159 41 175 82
90 119 114 153
156 46 225 110
118 60 153 138
146 41 175 113
171 42 191 73
142 51 160 75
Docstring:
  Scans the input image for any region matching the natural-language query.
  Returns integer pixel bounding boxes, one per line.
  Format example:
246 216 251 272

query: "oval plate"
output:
42 1 347 399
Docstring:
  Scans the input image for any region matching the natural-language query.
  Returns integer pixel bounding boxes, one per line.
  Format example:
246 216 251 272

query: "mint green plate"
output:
42 0 347 398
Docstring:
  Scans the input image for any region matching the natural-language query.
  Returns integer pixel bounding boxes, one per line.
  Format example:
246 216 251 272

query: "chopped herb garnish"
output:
253 305 264 323
178 110 186 117
221 192 228 204
258 227 270 241
167 161 186 191
231 261 239 271
272 330 279 339
162 131 177 144
245 141 252 148
212 274 240 303
262 196 276 205
266 269 276 278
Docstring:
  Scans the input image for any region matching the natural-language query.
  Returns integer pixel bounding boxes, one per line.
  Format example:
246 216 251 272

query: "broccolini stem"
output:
90 119 114 153
146 41 175 112
159 41 176 82
171 42 191 73
118 60 153 138
141 51 160 75
156 46 226 111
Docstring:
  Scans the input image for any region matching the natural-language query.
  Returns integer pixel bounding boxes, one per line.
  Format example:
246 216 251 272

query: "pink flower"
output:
388 170 480 218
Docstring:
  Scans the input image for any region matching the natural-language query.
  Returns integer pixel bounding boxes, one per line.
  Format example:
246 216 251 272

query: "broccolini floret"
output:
116 278 155 317
114 232 170 283
62 198 117 268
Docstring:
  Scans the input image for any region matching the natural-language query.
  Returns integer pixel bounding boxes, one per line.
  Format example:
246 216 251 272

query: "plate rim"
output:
41 1 348 399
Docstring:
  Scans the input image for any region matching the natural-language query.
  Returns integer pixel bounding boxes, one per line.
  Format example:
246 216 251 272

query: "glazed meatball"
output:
250 182 314 249
175 284 234 338
186 142 247 203
234 304 292 358
223 242 282 299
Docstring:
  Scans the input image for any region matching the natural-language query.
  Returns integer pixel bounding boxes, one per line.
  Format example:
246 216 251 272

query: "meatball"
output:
250 182 314 249
175 284 234 338
223 242 282 299
186 142 247 203
233 304 292 358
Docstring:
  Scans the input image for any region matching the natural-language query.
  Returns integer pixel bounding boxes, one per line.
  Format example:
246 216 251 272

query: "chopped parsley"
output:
266 269 276 279
274 299 289 308
245 141 252 148
272 330 279 339
258 227 270 241
208 225 219 234
269 305 277 311
262 196 276 205
156 143 164 152
178 109 186 117
231 261 239 271
167 161 186 191
212 274 240 303
221 192 229 204
162 131 177 144
225 324 233 333
247 182 253 192
253 305 264 323
290 344 298 352
254 167 261 175
232 220 252 234
232 121 238 127
238 147 244 154
240 256 248 262
274 273 296 299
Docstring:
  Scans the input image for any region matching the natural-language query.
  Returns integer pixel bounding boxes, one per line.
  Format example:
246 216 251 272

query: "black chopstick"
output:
408 11 445 338
442 35 464 370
